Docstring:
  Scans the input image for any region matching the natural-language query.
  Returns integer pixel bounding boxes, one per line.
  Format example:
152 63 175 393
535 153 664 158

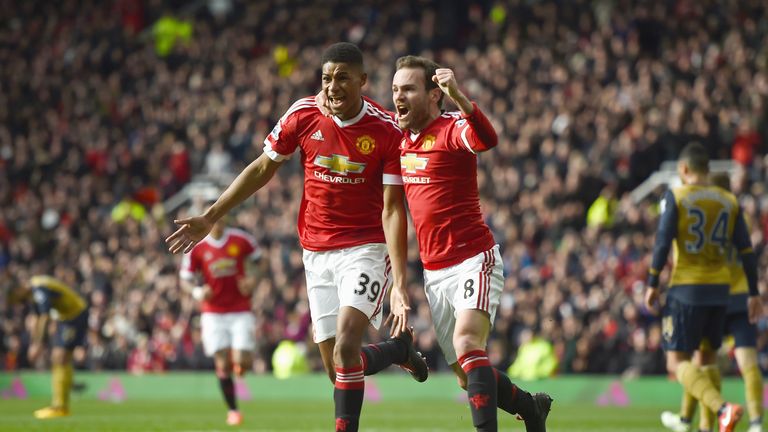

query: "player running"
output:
166 43 427 432
179 213 263 426
8 273 88 419
645 143 763 432
660 172 764 432
389 55 552 432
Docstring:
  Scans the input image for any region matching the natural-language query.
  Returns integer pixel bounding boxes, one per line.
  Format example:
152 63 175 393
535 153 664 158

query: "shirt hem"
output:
421 239 496 271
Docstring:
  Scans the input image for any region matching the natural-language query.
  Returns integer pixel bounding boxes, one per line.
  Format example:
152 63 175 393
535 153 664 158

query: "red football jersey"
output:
399 104 498 270
180 228 261 313
264 97 403 251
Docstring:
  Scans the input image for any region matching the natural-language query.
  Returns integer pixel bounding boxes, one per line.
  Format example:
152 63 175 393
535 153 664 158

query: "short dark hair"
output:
321 42 363 68
679 142 709 174
395 55 444 107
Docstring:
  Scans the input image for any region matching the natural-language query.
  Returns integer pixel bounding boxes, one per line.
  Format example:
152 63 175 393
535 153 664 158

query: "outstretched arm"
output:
166 153 283 253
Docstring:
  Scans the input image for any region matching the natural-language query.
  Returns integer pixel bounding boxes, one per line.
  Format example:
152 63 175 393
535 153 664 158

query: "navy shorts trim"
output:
661 297 727 352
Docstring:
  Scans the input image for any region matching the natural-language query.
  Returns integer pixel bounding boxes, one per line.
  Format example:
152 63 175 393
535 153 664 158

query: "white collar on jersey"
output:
332 99 368 128
202 229 231 248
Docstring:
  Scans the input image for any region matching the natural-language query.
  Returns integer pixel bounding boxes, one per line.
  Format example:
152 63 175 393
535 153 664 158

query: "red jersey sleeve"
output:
382 136 403 185
449 103 498 153
264 97 316 161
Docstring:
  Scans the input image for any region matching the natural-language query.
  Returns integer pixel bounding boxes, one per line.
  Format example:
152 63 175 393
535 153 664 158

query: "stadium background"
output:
2 0 768 395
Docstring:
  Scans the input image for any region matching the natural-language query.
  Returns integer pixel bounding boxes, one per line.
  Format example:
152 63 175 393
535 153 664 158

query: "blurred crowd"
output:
2 0 768 378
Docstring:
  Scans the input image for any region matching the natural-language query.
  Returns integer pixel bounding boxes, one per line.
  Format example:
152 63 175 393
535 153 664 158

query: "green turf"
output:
0 399 762 432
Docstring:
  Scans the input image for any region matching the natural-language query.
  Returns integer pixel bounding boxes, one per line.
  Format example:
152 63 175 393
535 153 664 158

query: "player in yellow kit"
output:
644 143 762 432
9 274 88 419
661 172 764 432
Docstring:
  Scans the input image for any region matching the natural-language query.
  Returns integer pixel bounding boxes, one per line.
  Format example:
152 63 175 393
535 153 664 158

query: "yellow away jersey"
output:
30 275 87 321
669 184 740 286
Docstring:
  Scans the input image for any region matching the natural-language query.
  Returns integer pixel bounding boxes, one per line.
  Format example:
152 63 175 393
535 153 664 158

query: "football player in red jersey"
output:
391 56 552 432
179 212 262 426
167 43 427 432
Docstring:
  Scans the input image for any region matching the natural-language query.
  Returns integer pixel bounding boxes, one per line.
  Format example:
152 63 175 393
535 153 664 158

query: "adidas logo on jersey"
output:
311 130 324 141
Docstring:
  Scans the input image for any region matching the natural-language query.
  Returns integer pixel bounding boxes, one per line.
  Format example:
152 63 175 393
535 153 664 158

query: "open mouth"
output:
328 96 345 108
396 105 410 118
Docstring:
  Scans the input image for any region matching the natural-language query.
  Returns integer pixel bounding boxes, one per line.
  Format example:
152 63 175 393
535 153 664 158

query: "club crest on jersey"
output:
421 135 436 150
314 154 366 175
356 135 375 155
227 244 240 257
401 152 428 173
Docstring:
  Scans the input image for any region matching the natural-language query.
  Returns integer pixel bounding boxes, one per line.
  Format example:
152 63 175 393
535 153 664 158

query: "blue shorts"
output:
661 297 727 352
725 311 757 348
54 310 88 350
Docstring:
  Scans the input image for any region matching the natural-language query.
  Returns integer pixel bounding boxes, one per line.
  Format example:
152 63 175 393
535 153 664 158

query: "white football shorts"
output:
303 243 391 343
200 311 256 356
424 245 504 365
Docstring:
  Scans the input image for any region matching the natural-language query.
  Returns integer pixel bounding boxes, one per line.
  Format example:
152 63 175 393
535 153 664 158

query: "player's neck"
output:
410 106 442 134
210 228 225 239
336 98 364 121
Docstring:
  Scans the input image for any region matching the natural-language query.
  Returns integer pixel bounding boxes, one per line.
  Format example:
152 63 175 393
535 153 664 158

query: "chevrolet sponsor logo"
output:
400 153 428 174
314 154 366 175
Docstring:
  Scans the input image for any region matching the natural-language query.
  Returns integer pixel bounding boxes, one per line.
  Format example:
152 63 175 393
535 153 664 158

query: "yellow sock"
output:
51 364 66 408
680 390 696 420
62 363 73 409
698 365 721 431
676 361 724 414
743 364 764 422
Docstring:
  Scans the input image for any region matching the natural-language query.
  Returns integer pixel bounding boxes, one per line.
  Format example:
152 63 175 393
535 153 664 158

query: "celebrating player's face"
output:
392 67 435 132
321 62 366 120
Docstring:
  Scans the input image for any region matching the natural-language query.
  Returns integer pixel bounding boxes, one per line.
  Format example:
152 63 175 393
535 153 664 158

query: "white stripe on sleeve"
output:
383 173 404 185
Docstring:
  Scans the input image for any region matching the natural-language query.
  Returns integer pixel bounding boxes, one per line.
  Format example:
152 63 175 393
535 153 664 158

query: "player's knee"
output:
453 334 483 358
214 357 232 377
51 348 68 366
234 353 251 377
332 339 360 367
666 357 681 376
735 347 758 369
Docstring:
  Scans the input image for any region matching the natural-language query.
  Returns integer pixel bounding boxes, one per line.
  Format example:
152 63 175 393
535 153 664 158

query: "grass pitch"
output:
1 398 757 431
